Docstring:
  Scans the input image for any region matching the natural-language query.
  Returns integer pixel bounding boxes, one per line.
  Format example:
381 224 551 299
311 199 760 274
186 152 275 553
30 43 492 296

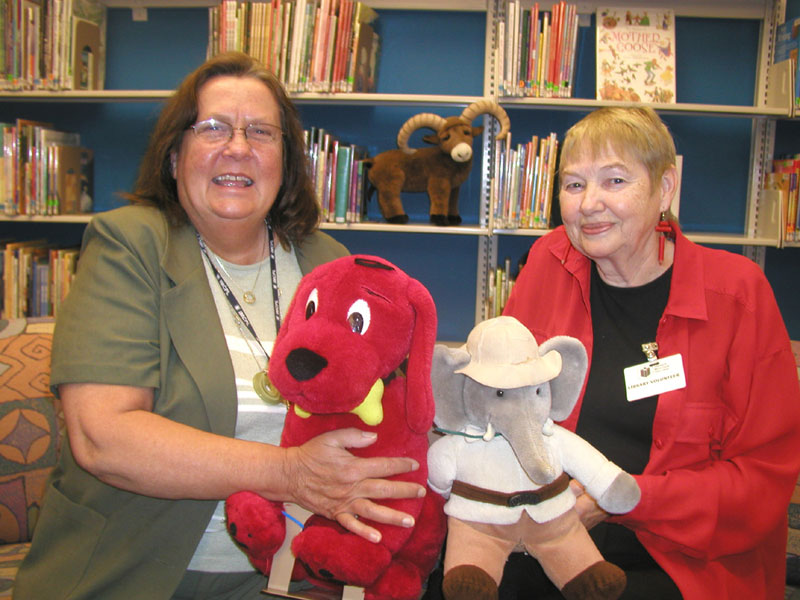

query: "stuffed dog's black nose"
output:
286 348 328 381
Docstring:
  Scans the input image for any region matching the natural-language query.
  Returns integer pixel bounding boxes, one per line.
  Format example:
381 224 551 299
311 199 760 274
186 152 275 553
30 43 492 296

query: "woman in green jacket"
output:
15 52 425 600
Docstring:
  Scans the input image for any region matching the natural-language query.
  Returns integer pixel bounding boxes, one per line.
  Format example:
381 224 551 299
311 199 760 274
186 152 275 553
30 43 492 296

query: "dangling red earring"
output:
655 212 675 265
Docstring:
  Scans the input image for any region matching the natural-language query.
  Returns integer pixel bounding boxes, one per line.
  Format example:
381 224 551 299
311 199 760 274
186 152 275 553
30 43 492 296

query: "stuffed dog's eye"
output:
496 390 504 397
347 299 371 334
305 289 319 320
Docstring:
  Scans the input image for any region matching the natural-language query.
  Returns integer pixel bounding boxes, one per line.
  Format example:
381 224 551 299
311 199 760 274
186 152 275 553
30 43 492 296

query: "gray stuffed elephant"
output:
428 316 641 600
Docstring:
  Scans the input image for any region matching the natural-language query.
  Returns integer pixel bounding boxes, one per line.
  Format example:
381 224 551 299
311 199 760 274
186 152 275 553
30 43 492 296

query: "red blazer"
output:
504 224 800 599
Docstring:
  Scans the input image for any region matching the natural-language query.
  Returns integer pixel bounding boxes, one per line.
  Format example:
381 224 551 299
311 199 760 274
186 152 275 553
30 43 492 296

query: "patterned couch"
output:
788 476 800 599
0 318 60 599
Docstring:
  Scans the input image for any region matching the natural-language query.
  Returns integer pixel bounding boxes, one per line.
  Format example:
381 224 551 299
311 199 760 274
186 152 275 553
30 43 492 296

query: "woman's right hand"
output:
570 479 609 530
281 428 426 543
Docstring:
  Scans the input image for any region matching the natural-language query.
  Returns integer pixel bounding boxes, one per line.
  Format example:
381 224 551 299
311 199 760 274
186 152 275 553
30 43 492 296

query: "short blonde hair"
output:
559 106 676 189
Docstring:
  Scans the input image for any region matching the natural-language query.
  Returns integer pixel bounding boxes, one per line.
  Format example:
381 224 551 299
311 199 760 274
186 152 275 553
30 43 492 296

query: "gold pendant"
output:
243 291 256 304
253 370 283 404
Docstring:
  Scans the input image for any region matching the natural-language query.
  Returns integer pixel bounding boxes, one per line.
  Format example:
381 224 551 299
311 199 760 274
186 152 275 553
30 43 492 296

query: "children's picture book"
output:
596 7 676 103
352 22 379 93
775 17 800 115
50 145 94 214
72 17 103 90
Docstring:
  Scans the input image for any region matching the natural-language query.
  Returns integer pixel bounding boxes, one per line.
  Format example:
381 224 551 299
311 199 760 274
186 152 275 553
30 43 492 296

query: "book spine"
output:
334 144 351 223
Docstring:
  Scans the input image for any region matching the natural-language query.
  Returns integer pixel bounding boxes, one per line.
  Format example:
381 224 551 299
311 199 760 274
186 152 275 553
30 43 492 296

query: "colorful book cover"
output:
352 22 378 92
775 17 800 113
346 2 378 92
596 7 676 103
70 0 107 90
50 145 93 214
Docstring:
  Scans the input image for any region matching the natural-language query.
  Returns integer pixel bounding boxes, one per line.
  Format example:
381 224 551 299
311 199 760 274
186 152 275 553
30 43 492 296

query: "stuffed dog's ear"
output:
404 278 437 434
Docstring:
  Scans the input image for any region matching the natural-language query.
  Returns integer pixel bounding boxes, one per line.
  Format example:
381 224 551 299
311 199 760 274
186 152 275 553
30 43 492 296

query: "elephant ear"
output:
538 336 588 422
430 344 470 431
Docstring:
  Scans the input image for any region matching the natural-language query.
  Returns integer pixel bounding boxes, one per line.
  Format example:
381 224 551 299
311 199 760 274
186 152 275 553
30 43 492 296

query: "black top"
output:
577 262 672 474
576 262 673 570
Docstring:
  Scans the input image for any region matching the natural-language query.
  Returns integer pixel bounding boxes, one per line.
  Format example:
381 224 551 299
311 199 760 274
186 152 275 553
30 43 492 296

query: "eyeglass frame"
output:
188 117 284 147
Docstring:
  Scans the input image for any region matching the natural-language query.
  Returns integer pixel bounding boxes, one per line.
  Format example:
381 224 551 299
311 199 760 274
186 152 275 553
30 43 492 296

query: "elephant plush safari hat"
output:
456 315 562 389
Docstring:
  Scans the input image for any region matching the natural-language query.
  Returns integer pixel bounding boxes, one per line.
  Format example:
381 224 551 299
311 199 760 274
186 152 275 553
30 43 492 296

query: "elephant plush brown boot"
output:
560 560 626 600
442 564 498 600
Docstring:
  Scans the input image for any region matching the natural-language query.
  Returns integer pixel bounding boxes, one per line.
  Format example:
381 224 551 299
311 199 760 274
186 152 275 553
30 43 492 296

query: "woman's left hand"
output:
570 479 610 530
281 428 426 543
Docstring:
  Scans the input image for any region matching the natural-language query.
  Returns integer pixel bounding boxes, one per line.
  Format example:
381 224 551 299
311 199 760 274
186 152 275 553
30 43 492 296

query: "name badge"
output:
623 353 686 402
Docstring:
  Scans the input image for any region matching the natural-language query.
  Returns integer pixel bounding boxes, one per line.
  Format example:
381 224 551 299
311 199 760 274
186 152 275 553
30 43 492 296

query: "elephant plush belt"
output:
428 316 641 600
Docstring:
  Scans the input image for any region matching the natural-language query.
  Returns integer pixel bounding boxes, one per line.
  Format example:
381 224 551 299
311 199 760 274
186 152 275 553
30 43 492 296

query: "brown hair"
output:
559 106 677 190
125 51 319 248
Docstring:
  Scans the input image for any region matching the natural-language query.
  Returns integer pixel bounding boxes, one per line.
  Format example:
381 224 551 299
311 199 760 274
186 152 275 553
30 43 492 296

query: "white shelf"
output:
2 213 777 248
686 232 782 247
2 90 790 120
0 90 173 102
320 222 486 235
0 214 93 223
291 93 484 107
492 227 781 247
0 90 483 107
96 0 771 19
499 97 792 118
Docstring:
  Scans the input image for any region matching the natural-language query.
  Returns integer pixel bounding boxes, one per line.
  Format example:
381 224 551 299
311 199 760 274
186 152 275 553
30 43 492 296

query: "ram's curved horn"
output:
460 99 511 141
396 113 447 155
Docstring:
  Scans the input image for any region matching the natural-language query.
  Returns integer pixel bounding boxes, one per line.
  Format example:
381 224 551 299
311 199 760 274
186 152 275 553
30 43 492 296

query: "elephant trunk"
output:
501 415 559 486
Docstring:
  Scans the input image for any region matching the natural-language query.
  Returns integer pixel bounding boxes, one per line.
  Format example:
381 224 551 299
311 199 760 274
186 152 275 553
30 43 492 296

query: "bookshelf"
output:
0 0 798 342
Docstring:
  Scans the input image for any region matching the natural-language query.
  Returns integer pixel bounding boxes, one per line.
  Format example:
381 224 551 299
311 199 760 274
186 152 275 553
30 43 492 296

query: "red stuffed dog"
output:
225 255 446 600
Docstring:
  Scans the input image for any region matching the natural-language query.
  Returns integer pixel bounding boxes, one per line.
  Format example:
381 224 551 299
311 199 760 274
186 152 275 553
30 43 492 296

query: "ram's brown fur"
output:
366 102 510 226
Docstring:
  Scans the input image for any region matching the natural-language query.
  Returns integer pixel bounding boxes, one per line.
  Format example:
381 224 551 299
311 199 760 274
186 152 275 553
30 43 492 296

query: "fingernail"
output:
418 486 426 498
370 531 381 543
362 431 377 439
402 517 414 528
410 460 419 471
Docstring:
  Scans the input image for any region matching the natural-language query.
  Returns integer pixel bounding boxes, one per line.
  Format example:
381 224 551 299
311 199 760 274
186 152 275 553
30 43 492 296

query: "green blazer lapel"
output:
162 222 236 437
295 231 349 275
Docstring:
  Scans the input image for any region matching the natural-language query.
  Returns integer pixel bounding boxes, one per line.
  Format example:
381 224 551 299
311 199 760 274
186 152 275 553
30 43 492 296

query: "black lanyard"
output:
197 219 282 355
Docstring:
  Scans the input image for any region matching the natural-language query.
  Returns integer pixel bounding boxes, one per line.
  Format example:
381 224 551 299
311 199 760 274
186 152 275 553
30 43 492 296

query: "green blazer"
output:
14 205 348 600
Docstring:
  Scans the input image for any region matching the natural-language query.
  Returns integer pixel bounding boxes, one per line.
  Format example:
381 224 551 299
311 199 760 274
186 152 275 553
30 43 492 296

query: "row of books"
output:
2 0 106 90
763 155 800 246
484 257 518 320
495 1 580 98
208 0 379 94
305 127 369 224
1 241 78 319
490 131 558 230
1 119 94 216
774 16 800 117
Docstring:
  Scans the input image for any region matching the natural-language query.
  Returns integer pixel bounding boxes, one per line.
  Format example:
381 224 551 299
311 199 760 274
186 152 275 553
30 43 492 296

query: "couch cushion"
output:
790 341 800 588
0 318 59 545
0 541 30 597
789 475 800 586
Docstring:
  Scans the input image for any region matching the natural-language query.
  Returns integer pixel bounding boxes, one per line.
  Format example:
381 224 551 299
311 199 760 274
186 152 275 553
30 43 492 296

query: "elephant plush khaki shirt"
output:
428 424 625 524
14 205 348 600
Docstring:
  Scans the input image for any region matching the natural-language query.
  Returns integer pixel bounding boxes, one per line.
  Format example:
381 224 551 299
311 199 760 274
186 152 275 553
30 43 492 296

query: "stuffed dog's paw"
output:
366 559 426 600
225 492 286 571
292 525 393 586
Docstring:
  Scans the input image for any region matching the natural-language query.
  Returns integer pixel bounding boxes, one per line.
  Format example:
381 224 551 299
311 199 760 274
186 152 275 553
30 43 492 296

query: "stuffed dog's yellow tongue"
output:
293 379 385 425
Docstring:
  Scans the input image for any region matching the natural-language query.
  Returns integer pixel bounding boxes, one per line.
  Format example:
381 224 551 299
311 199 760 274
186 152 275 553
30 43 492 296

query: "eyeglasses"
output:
189 118 283 146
